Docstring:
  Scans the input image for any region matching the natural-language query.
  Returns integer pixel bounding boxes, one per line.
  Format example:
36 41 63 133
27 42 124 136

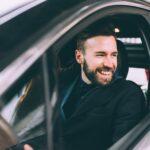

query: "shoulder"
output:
114 79 146 108
114 78 142 92
110 78 146 102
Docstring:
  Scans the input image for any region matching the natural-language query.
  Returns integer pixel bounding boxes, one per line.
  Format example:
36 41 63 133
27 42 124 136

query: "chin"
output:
97 78 112 85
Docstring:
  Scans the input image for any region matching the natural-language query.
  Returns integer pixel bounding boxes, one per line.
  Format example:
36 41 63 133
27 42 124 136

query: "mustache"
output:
95 67 115 74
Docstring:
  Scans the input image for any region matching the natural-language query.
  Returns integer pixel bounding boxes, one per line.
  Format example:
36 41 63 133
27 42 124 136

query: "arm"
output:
112 82 146 143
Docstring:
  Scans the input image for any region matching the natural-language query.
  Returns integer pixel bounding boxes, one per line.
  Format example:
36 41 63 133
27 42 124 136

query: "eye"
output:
96 54 104 57
95 53 105 57
112 53 118 57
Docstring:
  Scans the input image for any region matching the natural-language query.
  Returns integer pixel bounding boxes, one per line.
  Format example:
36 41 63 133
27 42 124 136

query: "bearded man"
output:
57 22 146 150
23 22 146 150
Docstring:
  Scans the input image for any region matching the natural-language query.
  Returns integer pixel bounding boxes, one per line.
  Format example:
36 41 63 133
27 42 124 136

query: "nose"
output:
103 57 114 68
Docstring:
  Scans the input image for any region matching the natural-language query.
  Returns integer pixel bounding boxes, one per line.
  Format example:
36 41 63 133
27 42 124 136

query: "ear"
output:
75 49 84 64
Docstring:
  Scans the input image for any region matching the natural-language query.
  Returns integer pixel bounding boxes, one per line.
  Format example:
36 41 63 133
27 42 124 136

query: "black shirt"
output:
62 78 96 120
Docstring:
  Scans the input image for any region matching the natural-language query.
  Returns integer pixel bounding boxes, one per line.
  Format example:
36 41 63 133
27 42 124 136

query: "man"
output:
24 22 146 150
56 22 146 150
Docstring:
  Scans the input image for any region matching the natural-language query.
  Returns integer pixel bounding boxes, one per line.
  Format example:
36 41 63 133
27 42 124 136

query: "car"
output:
0 0 149 149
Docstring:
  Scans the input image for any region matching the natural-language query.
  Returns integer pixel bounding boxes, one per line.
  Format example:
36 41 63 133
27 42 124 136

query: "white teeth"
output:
101 71 111 75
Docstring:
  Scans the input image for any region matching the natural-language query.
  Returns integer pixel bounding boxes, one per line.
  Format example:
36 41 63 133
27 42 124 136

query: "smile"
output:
99 70 112 76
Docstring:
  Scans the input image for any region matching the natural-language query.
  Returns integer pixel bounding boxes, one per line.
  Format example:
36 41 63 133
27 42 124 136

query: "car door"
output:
0 0 57 149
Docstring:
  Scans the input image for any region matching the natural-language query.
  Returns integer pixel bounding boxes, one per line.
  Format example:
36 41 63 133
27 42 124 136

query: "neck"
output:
81 68 91 84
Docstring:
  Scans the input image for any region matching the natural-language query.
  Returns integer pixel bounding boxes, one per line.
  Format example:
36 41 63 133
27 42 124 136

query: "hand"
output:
24 144 33 150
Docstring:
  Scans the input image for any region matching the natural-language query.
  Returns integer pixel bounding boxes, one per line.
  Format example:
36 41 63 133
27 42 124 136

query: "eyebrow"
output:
95 51 118 54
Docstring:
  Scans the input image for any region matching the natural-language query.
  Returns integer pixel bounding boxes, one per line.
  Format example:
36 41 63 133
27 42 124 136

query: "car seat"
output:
116 40 129 79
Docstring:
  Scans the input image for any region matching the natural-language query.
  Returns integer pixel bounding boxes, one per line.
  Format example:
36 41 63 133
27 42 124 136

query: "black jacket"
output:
57 71 146 150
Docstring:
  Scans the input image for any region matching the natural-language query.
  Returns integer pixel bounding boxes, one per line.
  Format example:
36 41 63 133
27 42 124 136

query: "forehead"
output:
84 35 117 53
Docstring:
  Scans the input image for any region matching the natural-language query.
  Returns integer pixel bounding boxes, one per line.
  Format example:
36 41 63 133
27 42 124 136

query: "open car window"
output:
55 7 150 150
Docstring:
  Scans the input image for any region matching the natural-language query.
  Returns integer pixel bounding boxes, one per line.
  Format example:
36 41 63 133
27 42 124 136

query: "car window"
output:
0 2 57 148
0 61 47 147
56 12 150 150
127 68 149 94
0 1 52 72
118 33 149 96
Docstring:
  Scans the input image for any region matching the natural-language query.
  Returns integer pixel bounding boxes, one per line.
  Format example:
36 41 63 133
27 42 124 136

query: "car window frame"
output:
0 0 46 25
48 1 150 150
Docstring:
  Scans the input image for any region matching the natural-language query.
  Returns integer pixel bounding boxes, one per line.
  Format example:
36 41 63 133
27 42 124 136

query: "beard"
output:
83 59 115 86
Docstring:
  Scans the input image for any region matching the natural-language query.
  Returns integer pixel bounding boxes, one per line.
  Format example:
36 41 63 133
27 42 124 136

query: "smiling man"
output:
76 35 118 85
23 21 146 150
57 21 146 150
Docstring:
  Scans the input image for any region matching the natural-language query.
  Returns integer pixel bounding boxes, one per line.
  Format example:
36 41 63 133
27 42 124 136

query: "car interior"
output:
58 14 150 103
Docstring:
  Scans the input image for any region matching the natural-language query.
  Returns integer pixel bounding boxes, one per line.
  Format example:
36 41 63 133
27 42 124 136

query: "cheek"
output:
86 57 102 67
87 58 105 70
114 59 118 68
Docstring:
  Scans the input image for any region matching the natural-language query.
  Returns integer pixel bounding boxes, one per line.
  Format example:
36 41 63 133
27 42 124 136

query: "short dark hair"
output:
77 20 116 53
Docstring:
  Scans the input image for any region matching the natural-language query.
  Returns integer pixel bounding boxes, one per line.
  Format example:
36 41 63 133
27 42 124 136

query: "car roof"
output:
0 0 149 25
0 0 46 25
46 0 150 10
